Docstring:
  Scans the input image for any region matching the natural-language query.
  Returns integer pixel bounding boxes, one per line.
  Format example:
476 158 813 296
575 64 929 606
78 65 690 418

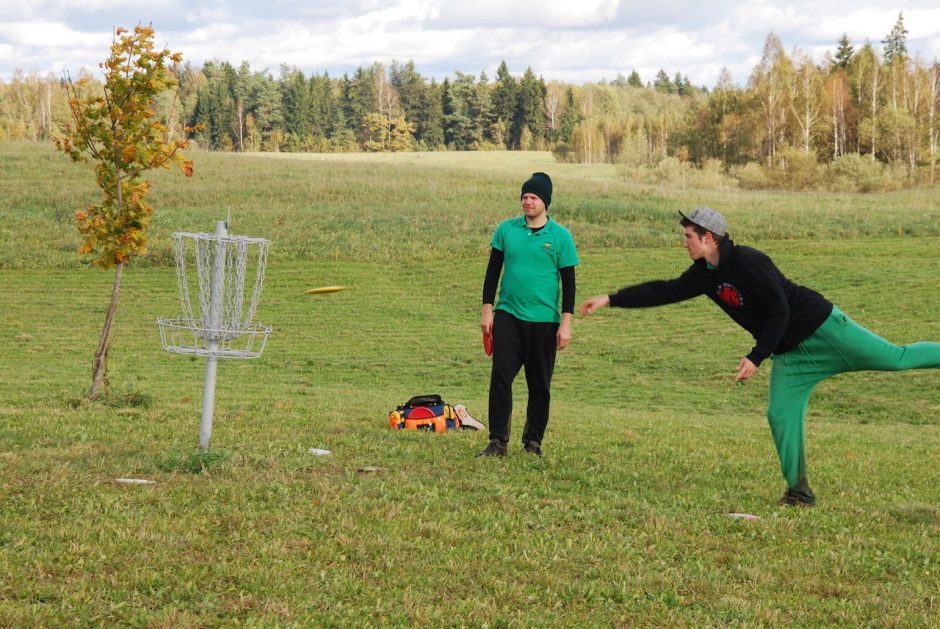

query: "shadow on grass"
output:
889 503 940 525
65 388 154 410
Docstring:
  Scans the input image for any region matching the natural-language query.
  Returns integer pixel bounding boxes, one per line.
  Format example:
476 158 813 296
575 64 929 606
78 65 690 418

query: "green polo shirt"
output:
492 216 579 323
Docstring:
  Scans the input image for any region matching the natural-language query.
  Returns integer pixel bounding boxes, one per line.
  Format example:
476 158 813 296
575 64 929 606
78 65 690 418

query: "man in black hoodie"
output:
578 207 940 506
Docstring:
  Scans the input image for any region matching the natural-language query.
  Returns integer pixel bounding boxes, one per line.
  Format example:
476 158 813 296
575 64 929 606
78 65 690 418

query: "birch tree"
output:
749 33 793 166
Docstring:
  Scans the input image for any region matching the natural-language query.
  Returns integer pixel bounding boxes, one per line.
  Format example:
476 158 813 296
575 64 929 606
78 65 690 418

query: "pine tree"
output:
339 73 355 138
420 78 445 149
491 61 517 146
559 87 581 144
472 72 497 145
513 68 547 149
653 70 673 93
280 66 311 150
674 72 686 96
308 72 335 146
194 61 238 150
833 33 855 69
881 12 908 64
393 60 443 149
390 61 423 124
188 78 211 147
441 78 465 148
444 72 484 149
253 71 283 151
215 62 238 150
627 70 643 88
441 77 454 118
349 66 378 143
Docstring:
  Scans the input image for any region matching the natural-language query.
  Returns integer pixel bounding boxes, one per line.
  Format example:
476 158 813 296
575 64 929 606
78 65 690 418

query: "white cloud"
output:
0 21 105 47
0 0 152 21
1 0 938 86
346 0 440 29
432 0 620 28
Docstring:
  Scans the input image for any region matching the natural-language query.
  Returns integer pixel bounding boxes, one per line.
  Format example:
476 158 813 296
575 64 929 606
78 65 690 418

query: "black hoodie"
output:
608 238 833 366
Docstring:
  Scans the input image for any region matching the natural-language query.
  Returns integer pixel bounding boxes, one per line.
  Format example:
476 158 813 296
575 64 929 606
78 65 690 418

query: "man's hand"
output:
557 313 572 350
735 357 758 381
480 304 494 336
578 295 610 316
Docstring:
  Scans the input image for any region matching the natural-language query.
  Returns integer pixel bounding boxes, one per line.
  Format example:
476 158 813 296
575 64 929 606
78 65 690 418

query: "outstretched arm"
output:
580 267 703 317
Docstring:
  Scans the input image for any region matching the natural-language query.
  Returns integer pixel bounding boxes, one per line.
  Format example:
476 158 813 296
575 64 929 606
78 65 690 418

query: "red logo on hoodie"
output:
717 283 743 308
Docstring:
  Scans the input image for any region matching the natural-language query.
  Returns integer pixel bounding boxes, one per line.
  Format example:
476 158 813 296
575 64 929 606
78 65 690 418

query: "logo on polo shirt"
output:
543 243 552 249
717 283 743 308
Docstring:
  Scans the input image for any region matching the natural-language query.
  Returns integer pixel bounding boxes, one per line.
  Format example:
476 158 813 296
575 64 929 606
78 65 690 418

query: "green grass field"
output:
1 142 938 626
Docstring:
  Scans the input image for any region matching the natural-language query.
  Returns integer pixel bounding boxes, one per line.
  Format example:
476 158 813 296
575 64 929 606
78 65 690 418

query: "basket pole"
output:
199 220 228 450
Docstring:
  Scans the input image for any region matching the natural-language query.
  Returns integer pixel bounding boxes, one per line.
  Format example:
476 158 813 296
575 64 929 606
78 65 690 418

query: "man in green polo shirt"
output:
478 172 580 457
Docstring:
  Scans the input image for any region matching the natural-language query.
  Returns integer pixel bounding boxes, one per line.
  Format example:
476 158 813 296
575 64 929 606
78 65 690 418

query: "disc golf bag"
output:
388 394 461 432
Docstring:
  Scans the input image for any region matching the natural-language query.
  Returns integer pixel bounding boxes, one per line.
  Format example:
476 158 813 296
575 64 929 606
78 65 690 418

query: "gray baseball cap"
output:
678 207 727 237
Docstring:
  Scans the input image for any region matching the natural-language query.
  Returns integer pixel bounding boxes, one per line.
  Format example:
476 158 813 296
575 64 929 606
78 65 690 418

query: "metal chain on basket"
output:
194 234 214 334
175 235 195 327
159 229 271 357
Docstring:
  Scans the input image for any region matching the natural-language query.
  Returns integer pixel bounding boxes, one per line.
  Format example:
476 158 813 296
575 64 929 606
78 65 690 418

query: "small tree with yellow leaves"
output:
55 25 196 399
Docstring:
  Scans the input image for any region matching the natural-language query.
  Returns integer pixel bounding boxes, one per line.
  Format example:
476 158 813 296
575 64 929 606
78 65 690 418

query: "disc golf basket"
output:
157 221 272 449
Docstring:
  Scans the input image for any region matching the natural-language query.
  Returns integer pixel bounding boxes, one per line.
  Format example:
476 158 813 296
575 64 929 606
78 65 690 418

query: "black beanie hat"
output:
521 172 552 208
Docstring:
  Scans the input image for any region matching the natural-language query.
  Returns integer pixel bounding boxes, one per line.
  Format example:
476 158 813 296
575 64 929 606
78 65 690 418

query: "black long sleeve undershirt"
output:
482 247 504 305
482 247 576 314
559 265 575 314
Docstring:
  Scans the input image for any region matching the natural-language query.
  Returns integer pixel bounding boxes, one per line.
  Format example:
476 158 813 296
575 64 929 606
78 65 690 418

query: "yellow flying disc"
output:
304 285 347 295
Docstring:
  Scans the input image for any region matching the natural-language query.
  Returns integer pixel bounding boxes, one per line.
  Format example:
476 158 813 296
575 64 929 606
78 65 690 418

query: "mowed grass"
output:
0 143 938 626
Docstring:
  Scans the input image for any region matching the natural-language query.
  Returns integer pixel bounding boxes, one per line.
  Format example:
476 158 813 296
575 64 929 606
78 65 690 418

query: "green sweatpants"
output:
767 306 940 500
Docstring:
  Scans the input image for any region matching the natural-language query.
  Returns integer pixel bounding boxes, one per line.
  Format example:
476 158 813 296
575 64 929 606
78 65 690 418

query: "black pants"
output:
488 310 558 445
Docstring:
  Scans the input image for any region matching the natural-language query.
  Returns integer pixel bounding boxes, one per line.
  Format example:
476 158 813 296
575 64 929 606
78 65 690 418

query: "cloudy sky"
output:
2 1 939 88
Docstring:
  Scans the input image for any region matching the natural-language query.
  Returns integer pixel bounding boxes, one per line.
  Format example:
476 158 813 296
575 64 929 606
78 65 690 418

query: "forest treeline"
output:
2 14 938 190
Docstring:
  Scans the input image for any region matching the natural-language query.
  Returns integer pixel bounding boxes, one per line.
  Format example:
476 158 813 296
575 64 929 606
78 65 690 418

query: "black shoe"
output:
777 490 815 507
523 441 542 456
477 439 507 457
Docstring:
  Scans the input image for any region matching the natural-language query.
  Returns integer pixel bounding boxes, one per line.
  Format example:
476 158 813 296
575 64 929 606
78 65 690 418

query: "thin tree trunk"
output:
870 66 879 160
236 99 245 152
929 65 938 184
907 62 921 173
89 261 124 399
